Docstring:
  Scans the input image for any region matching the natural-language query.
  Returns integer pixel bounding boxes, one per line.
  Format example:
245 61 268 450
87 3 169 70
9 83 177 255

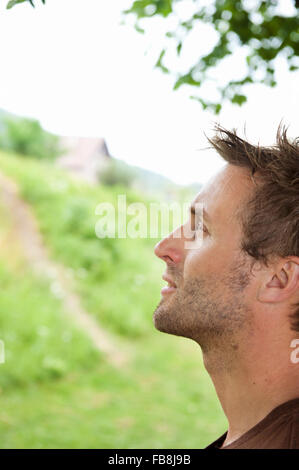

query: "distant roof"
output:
60 136 111 161
57 136 111 183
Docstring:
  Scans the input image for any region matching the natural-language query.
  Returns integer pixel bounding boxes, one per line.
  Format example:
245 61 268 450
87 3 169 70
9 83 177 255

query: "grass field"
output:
0 151 227 448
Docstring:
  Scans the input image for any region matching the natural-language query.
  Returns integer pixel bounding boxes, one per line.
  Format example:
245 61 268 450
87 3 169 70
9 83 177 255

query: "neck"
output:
202 325 299 447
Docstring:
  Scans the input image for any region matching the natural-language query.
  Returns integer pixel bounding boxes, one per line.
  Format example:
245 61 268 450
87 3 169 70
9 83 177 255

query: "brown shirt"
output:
205 398 299 449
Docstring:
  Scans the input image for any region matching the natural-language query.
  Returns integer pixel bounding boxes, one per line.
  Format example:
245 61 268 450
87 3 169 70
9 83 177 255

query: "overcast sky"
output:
0 0 297 185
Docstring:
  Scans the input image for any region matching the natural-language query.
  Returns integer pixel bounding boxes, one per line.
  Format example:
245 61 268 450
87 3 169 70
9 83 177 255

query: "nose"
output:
154 226 183 265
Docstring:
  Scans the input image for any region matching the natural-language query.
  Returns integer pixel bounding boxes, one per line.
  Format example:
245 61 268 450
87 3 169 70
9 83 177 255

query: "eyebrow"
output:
189 204 212 224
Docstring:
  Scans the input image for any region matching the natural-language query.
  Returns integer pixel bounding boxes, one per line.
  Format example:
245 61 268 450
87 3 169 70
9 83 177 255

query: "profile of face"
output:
153 163 257 352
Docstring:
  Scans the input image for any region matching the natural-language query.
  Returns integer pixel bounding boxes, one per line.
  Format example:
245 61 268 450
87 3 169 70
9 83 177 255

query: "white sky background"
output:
0 0 297 185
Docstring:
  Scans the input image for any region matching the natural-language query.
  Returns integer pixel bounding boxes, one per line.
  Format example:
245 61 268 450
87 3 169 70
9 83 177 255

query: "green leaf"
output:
214 103 222 114
134 23 145 34
190 96 208 109
231 94 247 105
7 0 28 9
176 42 182 56
155 49 169 74
125 0 172 19
174 73 201 90
7 0 46 7
190 96 222 114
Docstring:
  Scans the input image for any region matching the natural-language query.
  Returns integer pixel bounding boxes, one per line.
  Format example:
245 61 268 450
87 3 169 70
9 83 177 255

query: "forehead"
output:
192 164 254 225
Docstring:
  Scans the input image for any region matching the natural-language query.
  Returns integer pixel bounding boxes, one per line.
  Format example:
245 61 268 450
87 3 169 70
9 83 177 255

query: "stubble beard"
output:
153 258 253 354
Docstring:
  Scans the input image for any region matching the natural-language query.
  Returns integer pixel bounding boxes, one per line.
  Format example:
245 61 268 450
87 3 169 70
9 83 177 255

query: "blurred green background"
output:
0 0 297 449
0 114 226 449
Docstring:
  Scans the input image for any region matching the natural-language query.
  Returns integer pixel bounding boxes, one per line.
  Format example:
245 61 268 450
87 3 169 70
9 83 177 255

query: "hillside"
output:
0 150 226 448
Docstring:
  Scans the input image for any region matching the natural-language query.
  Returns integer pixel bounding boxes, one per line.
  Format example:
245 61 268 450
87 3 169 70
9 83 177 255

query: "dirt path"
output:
0 172 129 367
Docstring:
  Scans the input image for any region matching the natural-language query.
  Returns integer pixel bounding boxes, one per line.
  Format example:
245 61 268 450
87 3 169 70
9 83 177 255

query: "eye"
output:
194 218 208 237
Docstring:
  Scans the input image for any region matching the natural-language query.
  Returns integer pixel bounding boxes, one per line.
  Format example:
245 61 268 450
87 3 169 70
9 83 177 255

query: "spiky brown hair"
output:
209 124 299 332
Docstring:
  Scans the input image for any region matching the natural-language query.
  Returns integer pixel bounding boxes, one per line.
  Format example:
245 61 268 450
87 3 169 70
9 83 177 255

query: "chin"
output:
153 306 189 338
153 307 173 333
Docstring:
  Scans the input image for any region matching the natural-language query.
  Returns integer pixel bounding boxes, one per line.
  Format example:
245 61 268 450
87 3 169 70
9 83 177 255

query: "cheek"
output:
183 240 232 279
184 247 215 279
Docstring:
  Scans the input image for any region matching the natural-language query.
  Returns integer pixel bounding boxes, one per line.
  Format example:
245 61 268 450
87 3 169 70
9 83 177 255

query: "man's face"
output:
153 163 257 351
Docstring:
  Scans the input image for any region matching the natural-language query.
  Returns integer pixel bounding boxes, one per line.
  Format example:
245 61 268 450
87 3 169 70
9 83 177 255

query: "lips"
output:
161 274 177 295
162 274 177 288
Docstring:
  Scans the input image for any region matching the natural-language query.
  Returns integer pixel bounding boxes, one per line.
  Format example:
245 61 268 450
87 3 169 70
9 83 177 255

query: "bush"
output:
0 116 63 160
99 158 136 188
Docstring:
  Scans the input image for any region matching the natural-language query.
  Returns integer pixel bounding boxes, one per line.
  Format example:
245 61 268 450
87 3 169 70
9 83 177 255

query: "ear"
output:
258 258 299 304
